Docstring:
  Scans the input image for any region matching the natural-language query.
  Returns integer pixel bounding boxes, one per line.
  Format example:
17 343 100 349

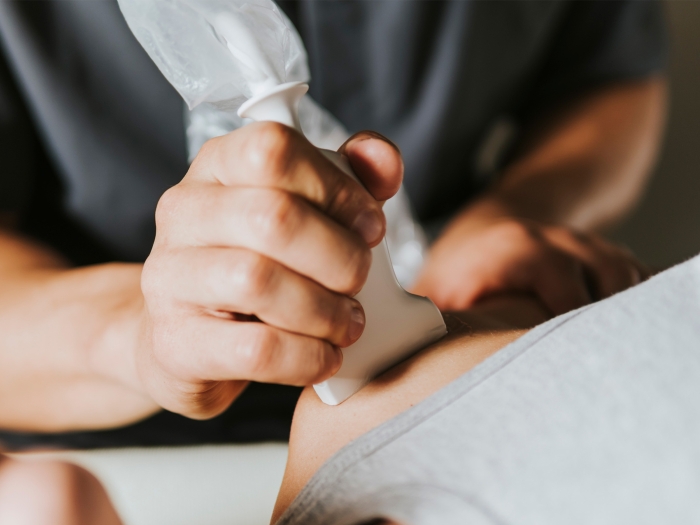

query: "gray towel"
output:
279 255 700 525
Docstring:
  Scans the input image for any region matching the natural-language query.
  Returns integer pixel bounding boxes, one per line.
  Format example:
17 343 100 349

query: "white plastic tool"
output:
118 0 446 405
239 82 446 405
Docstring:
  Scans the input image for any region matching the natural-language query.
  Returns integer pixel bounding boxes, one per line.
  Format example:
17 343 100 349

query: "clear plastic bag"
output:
118 0 308 109
185 93 351 160
118 0 428 286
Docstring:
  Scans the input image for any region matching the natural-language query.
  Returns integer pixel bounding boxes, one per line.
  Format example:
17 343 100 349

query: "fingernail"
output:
352 210 383 245
355 130 401 152
347 304 365 343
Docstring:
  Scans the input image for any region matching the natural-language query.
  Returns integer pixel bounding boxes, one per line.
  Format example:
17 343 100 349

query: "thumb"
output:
339 131 404 202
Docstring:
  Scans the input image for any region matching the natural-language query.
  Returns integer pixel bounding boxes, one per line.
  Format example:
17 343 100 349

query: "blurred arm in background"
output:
415 77 667 314
415 0 669 313
0 225 157 432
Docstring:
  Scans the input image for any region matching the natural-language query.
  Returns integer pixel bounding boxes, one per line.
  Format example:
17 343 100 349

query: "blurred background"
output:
611 1 700 268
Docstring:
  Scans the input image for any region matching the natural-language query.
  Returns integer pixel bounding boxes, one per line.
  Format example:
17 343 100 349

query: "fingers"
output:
141 123 408 418
192 122 386 246
472 222 592 315
415 217 650 319
523 246 592 315
152 316 343 387
543 228 648 300
339 131 404 202
587 234 653 282
415 220 649 315
414 222 593 314
502 225 647 313
474 222 592 314
156 184 372 295
149 246 366 348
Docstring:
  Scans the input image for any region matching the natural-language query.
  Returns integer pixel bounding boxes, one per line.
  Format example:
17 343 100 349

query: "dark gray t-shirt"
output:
0 0 668 451
0 0 667 262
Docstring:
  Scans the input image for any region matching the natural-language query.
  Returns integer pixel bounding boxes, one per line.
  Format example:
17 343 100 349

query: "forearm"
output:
452 77 668 234
414 79 664 311
0 229 158 432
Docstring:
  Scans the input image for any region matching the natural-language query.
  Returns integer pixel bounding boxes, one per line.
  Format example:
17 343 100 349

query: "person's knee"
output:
0 456 122 525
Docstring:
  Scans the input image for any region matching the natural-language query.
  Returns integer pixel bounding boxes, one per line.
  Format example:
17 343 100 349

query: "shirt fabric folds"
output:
279 255 700 525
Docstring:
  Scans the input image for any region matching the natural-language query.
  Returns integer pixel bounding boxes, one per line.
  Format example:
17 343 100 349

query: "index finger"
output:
190 122 386 247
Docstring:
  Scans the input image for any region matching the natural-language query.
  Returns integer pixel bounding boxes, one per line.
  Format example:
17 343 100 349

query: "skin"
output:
0 455 122 525
0 79 663 431
0 299 547 525
0 128 402 430
271 295 550 523
139 127 402 419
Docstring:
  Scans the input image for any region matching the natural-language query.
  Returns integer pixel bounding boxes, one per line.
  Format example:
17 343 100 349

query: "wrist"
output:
0 262 160 431
85 264 156 401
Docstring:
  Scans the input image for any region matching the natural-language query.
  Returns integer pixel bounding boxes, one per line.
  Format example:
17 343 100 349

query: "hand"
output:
139 124 403 418
413 218 650 315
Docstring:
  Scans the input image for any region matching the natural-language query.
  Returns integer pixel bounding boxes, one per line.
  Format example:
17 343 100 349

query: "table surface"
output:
15 443 289 525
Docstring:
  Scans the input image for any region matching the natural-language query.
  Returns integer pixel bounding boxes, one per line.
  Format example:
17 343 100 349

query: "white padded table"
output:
16 443 288 525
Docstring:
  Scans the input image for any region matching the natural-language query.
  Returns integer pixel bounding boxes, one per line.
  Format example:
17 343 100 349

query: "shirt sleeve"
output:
523 0 668 112
0 49 36 213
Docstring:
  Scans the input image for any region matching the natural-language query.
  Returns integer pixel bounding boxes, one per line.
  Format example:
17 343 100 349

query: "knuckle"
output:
141 253 183 309
141 250 187 306
187 137 220 175
341 244 372 294
253 191 301 248
232 252 276 302
154 185 184 232
236 325 279 377
200 136 220 156
245 122 296 178
196 137 220 163
140 256 163 300
324 179 355 216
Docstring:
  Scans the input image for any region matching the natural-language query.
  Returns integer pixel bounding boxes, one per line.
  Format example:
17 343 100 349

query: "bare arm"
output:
415 78 667 312
0 128 401 433
0 228 156 432
272 295 550 522
451 77 668 231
